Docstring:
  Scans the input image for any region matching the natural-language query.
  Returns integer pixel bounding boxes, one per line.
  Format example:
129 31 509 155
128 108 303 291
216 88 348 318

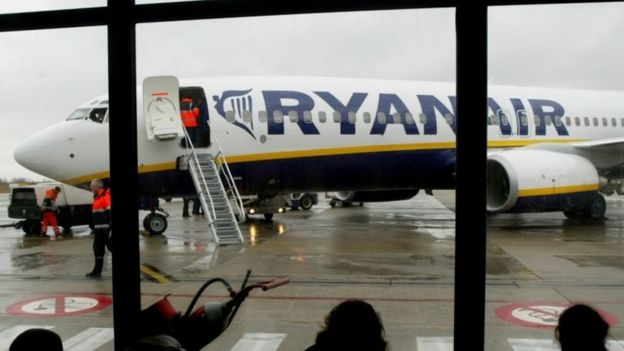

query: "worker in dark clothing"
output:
86 179 112 279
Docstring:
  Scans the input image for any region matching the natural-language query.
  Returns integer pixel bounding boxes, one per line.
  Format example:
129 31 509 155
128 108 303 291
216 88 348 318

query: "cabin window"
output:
259 111 267 123
303 111 312 123
243 110 252 123
89 108 107 123
376 112 387 124
602 118 608 127
273 110 283 123
564 116 571 126
419 113 428 125
612 118 617 127
489 115 499 125
519 112 528 127
621 118 624 127
584 117 590 126
593 117 599 126
500 112 509 126
444 113 455 125
534 115 541 127
405 113 415 125
318 111 327 123
545 115 552 126
363 112 371 123
575 117 580 126
392 112 401 124
554 116 562 127
289 110 298 122
225 111 236 122
348 111 356 124
333 111 341 123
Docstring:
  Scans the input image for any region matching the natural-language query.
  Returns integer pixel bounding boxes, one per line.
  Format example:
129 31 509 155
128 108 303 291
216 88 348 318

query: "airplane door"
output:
179 86 211 148
143 76 184 141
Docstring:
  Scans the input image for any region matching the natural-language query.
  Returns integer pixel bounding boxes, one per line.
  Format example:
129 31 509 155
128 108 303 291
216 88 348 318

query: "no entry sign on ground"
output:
7 294 112 317
495 302 619 328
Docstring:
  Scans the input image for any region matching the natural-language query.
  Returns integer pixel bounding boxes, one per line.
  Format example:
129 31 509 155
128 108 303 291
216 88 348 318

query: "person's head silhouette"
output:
311 299 387 351
555 304 609 351
10 328 63 351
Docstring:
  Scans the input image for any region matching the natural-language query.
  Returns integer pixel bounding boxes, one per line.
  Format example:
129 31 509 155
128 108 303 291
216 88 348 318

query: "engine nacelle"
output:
487 149 599 213
335 189 419 203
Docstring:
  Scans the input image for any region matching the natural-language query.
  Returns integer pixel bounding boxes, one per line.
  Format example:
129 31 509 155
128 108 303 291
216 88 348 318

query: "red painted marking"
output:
6 294 112 318
495 302 619 328
55 296 65 314
151 92 169 96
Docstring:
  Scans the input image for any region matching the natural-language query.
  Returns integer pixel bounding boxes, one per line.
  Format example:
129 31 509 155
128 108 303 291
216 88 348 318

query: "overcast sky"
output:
1 3 623 180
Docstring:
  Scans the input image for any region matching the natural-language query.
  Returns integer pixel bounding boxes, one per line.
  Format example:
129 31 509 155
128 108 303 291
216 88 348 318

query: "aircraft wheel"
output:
263 213 274 221
143 213 168 235
329 200 337 207
300 194 314 210
587 193 607 219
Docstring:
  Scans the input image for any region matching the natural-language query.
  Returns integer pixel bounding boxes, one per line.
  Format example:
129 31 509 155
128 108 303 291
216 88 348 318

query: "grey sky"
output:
1 3 623 180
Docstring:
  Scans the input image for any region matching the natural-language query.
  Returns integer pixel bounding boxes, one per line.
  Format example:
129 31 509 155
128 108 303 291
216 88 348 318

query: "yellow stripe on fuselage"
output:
518 184 599 197
61 138 587 185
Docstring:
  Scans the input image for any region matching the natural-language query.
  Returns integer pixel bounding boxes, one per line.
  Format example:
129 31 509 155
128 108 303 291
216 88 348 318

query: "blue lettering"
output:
418 95 457 135
488 98 511 136
529 99 568 136
263 91 319 135
510 98 528 136
370 94 418 135
315 91 367 135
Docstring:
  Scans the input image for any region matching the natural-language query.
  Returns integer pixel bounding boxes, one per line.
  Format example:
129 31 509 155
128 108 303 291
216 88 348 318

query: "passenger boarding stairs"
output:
183 130 245 245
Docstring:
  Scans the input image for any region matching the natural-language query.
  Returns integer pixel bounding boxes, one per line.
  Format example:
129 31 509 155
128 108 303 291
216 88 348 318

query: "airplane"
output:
12 76 624 235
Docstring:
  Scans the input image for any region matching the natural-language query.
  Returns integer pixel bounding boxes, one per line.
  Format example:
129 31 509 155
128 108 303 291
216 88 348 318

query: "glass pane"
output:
0 25 110 342
488 3 624 351
137 8 456 351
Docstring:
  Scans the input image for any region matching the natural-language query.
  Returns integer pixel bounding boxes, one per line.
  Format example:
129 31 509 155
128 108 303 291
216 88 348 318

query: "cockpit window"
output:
89 108 108 123
66 108 91 121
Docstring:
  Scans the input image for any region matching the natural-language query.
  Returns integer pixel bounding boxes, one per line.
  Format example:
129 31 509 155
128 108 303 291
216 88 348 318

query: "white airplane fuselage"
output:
13 76 624 213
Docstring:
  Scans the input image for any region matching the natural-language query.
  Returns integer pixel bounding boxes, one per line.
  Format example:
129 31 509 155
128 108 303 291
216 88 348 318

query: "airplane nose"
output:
13 127 62 180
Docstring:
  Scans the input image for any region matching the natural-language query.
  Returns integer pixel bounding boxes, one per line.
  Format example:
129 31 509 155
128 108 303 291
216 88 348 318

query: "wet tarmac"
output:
0 192 623 350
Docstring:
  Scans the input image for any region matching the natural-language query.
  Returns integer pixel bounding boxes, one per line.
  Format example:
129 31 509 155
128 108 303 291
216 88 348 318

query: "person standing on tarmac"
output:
86 179 112 279
40 186 61 238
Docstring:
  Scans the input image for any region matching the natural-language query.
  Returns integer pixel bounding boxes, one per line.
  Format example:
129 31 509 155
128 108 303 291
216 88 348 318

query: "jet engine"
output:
487 149 599 214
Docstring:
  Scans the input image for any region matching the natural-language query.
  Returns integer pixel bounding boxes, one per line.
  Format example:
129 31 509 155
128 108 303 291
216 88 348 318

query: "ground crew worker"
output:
180 97 200 144
40 197 61 238
86 179 112 279
40 186 62 238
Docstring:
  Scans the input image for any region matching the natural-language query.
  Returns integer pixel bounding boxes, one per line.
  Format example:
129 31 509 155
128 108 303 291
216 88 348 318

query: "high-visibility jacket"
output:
92 188 111 230
45 188 59 201
181 107 200 127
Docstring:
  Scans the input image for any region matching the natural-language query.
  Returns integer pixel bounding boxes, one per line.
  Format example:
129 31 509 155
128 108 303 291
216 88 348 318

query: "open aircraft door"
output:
143 76 184 141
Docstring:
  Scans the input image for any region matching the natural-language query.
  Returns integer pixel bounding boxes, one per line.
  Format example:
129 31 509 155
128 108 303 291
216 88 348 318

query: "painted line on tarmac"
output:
416 336 453 351
64 328 114 351
509 338 624 351
0 325 54 350
229 333 286 351
140 262 177 284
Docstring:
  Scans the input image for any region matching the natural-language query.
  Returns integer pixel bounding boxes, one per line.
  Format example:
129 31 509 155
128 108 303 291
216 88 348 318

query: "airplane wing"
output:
570 137 624 154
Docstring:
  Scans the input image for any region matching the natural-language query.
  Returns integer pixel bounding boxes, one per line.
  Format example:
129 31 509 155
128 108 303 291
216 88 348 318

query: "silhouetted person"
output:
305 299 388 351
555 304 609 351
10 328 63 351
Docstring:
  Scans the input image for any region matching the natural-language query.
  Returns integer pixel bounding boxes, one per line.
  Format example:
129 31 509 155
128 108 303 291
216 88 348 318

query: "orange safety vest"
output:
45 188 59 201
92 189 111 229
180 107 200 127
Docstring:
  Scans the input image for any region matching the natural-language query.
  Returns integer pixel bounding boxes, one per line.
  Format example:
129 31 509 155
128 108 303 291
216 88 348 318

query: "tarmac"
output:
0 191 623 350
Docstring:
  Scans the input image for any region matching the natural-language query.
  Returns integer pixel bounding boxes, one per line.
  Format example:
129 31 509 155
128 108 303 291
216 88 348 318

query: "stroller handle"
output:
260 278 290 291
